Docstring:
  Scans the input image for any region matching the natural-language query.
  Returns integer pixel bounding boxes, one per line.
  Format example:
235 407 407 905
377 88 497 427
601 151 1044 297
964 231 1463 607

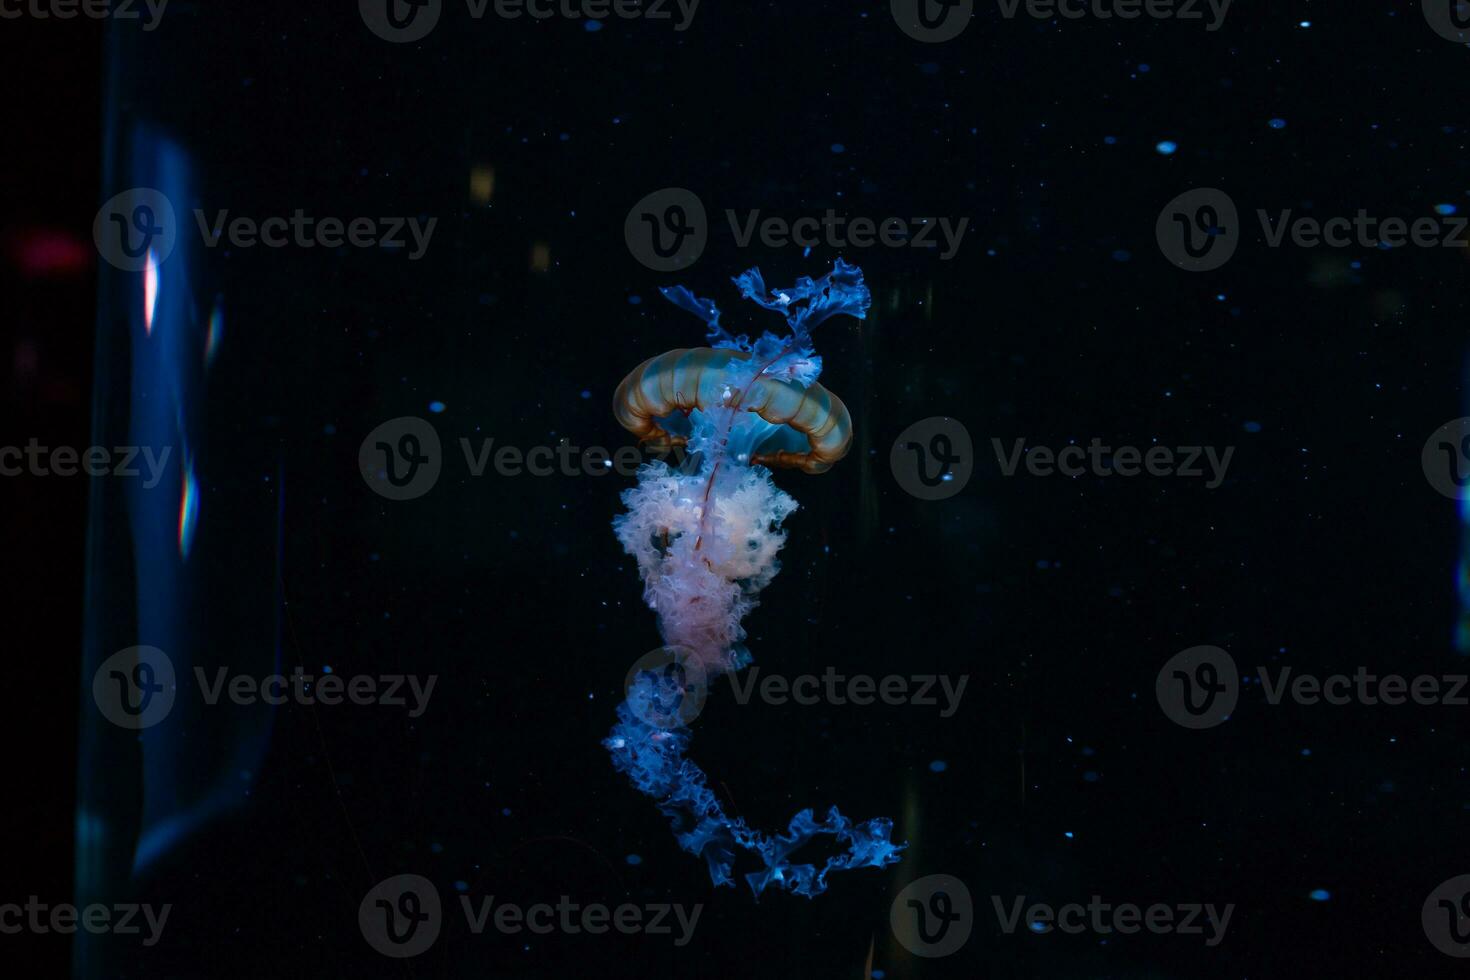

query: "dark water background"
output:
6 2 1470 977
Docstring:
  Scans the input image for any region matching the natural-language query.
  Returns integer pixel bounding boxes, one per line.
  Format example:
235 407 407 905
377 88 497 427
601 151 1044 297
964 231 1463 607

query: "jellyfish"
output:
603 260 905 898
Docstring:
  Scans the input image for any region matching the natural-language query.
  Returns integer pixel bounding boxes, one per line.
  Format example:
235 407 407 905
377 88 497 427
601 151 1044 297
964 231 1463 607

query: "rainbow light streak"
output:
178 457 198 559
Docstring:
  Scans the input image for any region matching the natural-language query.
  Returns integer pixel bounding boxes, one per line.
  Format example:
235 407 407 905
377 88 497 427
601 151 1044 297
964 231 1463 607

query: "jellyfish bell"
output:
612 346 853 475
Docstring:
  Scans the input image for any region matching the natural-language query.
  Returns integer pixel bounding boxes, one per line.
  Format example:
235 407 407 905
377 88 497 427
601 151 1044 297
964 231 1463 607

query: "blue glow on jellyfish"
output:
603 261 904 898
